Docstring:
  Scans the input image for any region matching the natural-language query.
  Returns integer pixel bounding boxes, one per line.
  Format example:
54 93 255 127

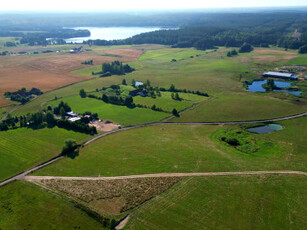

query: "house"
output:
68 117 81 122
135 81 143 86
262 71 298 80
69 46 83 54
66 111 79 117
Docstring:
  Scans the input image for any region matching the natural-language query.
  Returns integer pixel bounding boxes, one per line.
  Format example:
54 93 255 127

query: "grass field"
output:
170 94 306 122
133 91 207 112
0 127 89 181
287 54 307 66
127 175 306 230
34 116 307 177
48 95 169 126
0 181 103 229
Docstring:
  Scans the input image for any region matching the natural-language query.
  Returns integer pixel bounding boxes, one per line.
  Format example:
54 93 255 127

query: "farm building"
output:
66 111 79 117
68 117 81 122
262 71 298 80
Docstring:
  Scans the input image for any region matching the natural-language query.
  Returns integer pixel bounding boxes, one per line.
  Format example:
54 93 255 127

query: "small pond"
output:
247 124 283 134
247 80 302 95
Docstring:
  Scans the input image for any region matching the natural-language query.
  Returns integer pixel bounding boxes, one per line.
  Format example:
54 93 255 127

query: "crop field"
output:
127 174 306 230
0 47 142 108
34 116 307 177
0 181 103 229
0 127 89 181
47 95 169 126
170 94 306 122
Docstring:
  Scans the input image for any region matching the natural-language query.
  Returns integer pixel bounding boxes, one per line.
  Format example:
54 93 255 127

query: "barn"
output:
262 72 298 80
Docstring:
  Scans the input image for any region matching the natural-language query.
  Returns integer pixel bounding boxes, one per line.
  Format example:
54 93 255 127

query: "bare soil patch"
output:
253 48 296 55
89 120 119 132
34 177 181 215
100 48 143 59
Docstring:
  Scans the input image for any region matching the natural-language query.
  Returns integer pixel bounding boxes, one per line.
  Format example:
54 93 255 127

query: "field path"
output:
0 111 306 187
23 170 307 182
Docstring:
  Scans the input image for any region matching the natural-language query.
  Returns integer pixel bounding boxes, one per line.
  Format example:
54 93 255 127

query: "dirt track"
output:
23 170 307 182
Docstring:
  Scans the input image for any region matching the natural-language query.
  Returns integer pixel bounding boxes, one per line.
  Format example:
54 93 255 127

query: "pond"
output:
247 124 283 134
65 27 165 43
247 80 302 95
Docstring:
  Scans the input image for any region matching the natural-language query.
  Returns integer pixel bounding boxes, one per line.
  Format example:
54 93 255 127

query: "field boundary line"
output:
23 170 307 182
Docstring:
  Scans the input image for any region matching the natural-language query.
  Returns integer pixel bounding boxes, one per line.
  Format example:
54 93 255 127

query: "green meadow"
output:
0 127 89 181
47 95 169 126
170 94 306 122
34 116 307 177
127 175 306 230
0 181 103 229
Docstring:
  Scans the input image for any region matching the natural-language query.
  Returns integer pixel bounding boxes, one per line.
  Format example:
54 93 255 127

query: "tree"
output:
60 107 66 119
169 84 176 92
79 89 87 98
239 43 254 53
124 96 133 107
227 51 231 57
174 93 181 101
122 79 127 85
46 112 56 126
298 45 307 54
61 139 78 155
172 108 180 117
131 79 136 87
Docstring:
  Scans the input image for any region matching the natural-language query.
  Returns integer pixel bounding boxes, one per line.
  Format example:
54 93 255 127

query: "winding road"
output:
0 111 306 187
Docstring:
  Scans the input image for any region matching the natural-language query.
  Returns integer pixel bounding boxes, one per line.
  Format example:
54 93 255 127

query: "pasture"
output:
47 95 169 126
0 181 103 229
34 116 307 177
170 94 306 122
0 127 89 181
127 174 306 230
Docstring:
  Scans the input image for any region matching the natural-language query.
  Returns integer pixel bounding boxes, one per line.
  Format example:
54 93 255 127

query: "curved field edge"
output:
0 181 104 229
33 116 307 177
126 174 307 230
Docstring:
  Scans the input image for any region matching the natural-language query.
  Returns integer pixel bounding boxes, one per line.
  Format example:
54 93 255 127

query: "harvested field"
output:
0 48 143 107
89 120 120 132
33 177 182 215
100 48 143 59
253 48 296 55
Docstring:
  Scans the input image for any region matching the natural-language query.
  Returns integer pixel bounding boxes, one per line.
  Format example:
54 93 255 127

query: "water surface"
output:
247 80 301 95
65 27 163 43
247 124 283 134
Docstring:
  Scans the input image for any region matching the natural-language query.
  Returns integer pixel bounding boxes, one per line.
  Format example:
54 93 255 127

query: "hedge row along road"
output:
0 111 306 187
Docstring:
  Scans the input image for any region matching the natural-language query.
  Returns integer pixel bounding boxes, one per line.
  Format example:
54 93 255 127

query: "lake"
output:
247 80 302 96
65 27 164 43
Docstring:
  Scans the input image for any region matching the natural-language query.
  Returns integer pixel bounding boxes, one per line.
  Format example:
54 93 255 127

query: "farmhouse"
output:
66 111 79 117
262 71 298 80
68 117 81 122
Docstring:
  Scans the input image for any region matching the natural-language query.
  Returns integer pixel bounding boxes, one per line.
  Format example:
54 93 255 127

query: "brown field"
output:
0 48 142 107
253 48 296 55
34 177 181 215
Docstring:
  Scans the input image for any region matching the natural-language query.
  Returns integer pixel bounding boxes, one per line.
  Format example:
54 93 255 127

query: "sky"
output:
1 0 307 11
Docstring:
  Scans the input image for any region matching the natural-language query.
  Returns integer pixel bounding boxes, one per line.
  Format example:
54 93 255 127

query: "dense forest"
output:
1 10 307 50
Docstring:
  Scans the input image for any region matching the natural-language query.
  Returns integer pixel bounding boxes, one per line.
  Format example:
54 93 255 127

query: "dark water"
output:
247 80 301 95
247 124 283 134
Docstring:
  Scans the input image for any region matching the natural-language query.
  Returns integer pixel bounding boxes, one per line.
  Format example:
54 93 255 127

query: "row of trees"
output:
81 60 93 65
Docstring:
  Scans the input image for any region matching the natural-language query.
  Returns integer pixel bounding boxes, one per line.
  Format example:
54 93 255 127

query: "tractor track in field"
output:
0 111 306 187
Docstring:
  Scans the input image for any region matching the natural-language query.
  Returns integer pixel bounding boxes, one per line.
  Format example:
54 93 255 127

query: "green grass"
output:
34 117 307 177
287 55 307 66
71 65 102 76
139 48 206 61
0 127 89 181
127 175 307 230
48 95 169 126
133 92 207 112
0 181 103 229
170 94 306 122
